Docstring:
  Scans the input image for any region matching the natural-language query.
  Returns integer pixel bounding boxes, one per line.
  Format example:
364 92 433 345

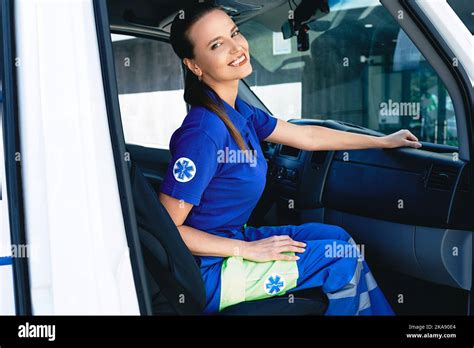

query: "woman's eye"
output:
211 31 240 49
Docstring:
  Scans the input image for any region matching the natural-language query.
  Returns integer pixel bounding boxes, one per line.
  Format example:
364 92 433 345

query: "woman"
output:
160 3 420 315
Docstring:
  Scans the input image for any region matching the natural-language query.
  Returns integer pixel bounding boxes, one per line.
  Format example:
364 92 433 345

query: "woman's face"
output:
186 9 253 85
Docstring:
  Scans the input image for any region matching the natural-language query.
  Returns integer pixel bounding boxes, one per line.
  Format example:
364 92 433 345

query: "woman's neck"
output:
206 79 239 109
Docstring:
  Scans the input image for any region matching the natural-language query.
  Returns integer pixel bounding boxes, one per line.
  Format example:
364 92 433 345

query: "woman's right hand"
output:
240 235 306 262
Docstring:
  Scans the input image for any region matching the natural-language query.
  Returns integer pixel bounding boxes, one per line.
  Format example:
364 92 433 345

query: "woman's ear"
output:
183 58 202 79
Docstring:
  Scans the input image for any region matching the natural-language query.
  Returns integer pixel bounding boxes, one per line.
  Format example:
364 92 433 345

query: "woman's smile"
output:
228 53 248 67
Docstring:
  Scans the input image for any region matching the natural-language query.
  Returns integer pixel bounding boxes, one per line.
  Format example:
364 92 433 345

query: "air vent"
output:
426 164 458 190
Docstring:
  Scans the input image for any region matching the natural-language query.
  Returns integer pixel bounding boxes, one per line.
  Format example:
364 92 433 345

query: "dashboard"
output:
265 119 472 230
267 119 383 210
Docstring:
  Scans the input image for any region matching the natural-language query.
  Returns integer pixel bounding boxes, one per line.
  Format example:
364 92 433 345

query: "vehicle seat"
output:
220 287 328 315
130 160 328 315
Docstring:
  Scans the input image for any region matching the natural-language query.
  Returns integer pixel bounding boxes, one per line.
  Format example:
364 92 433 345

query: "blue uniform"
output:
160 95 394 315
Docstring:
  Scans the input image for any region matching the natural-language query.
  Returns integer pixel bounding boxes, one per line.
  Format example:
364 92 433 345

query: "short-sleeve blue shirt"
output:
160 96 277 240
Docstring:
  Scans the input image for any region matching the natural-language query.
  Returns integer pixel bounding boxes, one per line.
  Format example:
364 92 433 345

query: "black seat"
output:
221 287 328 315
130 161 328 315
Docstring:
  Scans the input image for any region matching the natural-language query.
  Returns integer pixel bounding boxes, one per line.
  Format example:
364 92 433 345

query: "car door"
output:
2 0 151 315
0 1 16 315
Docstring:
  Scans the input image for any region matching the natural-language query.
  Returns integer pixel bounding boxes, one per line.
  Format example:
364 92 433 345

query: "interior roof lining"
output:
107 0 288 35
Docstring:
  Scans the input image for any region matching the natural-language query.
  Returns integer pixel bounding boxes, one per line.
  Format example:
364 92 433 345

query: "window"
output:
241 0 458 146
111 34 187 149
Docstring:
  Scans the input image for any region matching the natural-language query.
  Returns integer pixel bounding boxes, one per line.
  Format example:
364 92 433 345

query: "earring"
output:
198 75 202 82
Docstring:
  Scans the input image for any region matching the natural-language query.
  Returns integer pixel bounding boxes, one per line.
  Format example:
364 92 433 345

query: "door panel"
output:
325 209 472 291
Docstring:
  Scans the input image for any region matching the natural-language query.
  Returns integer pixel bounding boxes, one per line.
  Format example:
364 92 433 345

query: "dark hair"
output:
169 2 248 153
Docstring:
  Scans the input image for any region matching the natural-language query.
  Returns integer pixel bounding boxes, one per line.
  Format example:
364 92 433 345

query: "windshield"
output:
241 0 458 146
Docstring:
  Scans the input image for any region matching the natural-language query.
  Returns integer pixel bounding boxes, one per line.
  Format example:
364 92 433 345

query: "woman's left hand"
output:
382 129 422 149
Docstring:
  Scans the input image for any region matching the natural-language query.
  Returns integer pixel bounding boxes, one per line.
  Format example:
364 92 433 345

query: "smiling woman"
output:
155 2 400 316
169 4 252 153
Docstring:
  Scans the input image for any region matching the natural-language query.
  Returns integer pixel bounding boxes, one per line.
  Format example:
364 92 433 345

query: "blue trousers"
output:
200 222 395 315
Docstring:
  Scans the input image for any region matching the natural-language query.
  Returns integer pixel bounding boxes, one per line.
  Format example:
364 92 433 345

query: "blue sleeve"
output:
160 129 219 206
250 106 278 141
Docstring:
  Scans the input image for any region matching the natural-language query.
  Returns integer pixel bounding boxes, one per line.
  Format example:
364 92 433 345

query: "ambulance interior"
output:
107 0 473 315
